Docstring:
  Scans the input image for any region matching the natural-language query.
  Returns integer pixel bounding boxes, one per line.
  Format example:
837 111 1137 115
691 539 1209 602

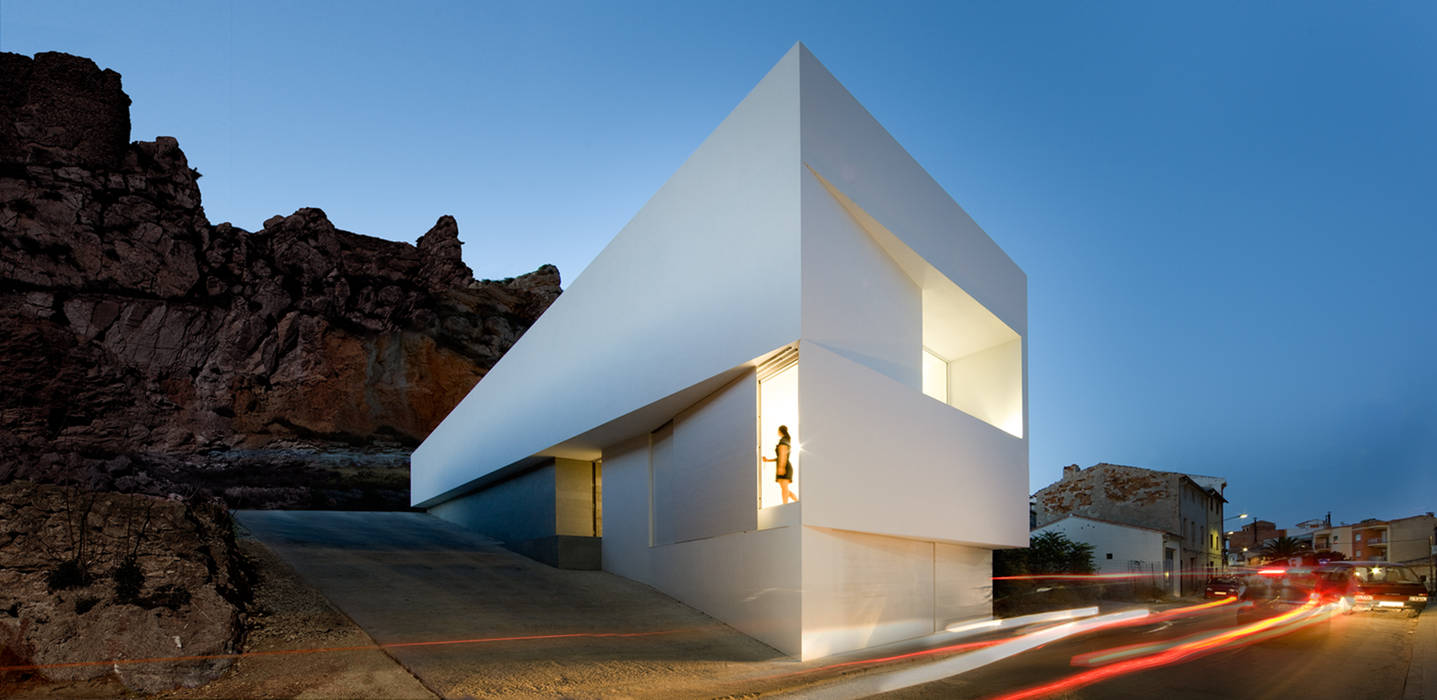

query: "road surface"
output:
878 605 1420 699
237 510 1425 699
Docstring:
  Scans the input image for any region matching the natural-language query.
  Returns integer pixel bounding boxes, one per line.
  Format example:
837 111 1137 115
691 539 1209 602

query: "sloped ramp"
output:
236 511 786 698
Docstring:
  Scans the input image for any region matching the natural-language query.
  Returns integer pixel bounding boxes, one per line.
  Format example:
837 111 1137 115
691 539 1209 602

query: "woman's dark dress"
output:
775 436 793 482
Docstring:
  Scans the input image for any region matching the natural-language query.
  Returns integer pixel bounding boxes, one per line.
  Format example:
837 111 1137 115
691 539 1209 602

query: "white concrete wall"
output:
798 342 1028 548
799 168 921 389
655 376 758 544
419 43 1030 661
412 44 804 506
800 527 935 659
935 542 992 627
948 338 1023 438
599 435 656 584
797 45 1026 337
798 529 992 660
601 398 802 655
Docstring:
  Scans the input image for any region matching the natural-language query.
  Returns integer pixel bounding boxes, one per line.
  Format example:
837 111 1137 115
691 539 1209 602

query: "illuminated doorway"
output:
758 353 799 510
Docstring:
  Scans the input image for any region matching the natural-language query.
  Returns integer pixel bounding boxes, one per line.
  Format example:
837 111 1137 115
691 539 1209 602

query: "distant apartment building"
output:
1312 524 1354 559
1286 518 1329 550
1313 513 1437 566
1033 463 1226 594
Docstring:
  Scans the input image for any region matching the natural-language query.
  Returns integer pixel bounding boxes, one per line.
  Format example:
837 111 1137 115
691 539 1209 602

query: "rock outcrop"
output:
0 482 250 692
0 52 562 508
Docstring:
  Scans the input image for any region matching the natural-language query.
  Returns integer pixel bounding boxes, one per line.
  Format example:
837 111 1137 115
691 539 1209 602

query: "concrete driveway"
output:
235 511 788 699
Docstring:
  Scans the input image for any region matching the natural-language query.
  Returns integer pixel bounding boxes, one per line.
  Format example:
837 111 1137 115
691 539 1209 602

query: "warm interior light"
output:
758 363 799 509
921 348 949 403
920 283 1023 438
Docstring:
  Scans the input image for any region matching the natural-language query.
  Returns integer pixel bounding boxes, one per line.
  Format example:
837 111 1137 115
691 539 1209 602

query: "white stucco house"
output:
1032 515 1183 597
411 43 1028 660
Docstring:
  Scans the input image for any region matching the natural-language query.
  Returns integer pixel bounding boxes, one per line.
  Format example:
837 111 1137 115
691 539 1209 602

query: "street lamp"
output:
1222 513 1251 570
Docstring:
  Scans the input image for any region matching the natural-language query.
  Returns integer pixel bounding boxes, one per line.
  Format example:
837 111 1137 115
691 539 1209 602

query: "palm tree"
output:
1259 535 1310 563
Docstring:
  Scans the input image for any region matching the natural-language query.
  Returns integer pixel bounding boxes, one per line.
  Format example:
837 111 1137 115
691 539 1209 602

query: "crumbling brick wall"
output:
1033 463 1179 534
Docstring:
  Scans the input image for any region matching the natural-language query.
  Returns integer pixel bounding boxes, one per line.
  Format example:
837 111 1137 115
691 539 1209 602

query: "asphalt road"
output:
877 605 1420 700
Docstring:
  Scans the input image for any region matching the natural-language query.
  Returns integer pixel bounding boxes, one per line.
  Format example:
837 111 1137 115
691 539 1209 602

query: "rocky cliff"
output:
0 52 562 508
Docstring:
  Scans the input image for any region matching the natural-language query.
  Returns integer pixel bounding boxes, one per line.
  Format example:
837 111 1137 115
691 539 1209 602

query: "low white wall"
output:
936 542 992 627
800 526 935 659
1033 517 1165 577
800 527 993 660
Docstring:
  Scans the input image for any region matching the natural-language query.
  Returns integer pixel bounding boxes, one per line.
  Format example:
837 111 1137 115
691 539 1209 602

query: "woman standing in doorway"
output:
762 425 797 504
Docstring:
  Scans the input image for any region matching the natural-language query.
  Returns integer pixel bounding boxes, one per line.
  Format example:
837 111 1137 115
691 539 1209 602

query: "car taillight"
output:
1413 596 1429 602
1355 594 1373 601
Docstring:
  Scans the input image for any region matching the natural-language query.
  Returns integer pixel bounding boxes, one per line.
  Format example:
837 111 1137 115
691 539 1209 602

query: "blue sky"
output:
4 1 1433 530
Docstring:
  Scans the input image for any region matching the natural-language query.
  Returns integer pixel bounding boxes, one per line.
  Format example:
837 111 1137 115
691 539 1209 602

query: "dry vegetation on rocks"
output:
0 482 251 693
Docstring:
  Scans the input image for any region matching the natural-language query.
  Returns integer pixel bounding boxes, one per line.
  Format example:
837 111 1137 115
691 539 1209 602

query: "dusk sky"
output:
4 1 1433 529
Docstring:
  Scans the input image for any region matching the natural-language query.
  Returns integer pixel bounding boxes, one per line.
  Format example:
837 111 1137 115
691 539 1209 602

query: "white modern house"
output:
411 43 1028 660
1032 515 1183 597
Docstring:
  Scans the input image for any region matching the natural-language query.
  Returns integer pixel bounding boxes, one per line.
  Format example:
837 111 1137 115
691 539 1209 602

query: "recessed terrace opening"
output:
920 282 1023 437
806 166 1024 439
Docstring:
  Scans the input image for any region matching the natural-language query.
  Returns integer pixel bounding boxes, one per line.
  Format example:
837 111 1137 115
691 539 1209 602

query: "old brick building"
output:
1227 520 1285 565
1033 463 1226 594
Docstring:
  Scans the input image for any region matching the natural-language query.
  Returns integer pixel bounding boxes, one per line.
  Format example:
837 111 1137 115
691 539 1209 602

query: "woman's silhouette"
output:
761 424 797 504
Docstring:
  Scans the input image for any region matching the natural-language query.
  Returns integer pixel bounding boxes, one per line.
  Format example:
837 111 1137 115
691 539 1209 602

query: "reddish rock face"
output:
0 52 561 508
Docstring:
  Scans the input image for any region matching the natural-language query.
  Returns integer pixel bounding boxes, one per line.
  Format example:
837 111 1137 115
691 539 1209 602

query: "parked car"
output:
1314 561 1428 617
1204 576 1244 599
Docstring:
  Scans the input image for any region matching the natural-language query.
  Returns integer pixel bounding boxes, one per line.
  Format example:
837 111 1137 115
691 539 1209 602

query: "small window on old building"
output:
1106 553 1113 560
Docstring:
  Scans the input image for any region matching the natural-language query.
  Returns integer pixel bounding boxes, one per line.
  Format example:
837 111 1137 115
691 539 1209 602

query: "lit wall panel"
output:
798 342 1028 547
